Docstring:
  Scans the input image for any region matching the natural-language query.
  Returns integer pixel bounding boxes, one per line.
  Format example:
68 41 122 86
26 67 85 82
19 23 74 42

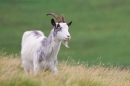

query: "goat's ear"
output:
67 21 72 26
51 18 56 26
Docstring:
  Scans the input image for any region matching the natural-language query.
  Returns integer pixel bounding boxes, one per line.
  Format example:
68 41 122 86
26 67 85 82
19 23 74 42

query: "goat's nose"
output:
65 35 71 40
67 35 70 38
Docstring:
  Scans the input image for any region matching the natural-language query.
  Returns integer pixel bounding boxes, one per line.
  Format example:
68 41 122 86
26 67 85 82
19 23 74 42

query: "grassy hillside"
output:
0 0 130 66
0 55 130 86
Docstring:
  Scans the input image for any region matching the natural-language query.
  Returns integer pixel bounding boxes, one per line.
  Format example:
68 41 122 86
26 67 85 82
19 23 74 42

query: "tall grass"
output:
0 54 130 86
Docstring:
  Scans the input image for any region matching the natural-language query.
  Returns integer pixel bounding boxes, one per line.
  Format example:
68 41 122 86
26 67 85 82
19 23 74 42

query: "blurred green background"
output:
0 0 130 66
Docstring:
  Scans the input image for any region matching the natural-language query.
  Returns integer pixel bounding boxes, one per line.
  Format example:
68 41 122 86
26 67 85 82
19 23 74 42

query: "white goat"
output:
21 13 72 74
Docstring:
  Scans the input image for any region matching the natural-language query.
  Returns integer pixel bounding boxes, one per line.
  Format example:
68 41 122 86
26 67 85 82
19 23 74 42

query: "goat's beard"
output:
62 40 69 48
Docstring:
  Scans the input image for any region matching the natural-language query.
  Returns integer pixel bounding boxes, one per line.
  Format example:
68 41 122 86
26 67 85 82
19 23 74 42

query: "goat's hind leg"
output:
22 61 31 74
33 60 41 74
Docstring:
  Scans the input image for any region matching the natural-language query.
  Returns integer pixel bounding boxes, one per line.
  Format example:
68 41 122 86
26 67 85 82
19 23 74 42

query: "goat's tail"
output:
22 31 31 46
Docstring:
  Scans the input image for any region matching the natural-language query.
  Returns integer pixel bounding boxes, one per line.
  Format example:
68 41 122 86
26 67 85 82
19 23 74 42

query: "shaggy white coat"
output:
21 23 70 74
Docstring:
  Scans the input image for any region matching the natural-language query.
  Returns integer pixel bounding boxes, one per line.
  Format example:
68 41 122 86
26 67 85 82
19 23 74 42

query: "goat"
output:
21 13 72 74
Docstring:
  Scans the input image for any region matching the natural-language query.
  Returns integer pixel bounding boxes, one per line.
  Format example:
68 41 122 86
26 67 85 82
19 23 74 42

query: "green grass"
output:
0 0 130 66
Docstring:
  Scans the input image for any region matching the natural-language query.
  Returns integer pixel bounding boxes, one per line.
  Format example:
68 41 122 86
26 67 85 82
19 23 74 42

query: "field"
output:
0 0 130 66
0 54 130 86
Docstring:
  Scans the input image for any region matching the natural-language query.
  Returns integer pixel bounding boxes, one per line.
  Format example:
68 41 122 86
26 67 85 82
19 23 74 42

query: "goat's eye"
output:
58 27 62 29
57 24 60 28
55 24 62 32
57 27 62 32
56 25 61 29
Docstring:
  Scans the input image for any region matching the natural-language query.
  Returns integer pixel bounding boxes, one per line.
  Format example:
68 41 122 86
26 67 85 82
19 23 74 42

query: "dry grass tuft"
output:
0 55 130 86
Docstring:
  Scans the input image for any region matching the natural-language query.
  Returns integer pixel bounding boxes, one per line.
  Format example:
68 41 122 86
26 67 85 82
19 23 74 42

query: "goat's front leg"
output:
50 66 58 73
49 60 58 73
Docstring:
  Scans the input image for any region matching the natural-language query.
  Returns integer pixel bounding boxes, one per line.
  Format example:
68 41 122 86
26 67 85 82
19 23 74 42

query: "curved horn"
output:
61 14 65 23
47 13 61 23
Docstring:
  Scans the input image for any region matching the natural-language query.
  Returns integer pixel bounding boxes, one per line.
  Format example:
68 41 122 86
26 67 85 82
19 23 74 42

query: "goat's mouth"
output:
65 38 70 41
62 40 69 48
64 37 71 41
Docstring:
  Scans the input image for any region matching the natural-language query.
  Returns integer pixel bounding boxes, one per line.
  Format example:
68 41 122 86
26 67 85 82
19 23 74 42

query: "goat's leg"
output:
49 66 58 73
22 61 30 74
33 61 41 74
33 64 41 74
49 61 58 73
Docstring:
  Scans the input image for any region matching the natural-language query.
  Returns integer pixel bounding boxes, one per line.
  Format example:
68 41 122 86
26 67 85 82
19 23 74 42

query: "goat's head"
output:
47 13 72 47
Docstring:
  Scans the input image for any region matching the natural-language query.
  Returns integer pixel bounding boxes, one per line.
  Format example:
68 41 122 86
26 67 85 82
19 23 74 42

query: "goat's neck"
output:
42 30 61 58
49 33 61 48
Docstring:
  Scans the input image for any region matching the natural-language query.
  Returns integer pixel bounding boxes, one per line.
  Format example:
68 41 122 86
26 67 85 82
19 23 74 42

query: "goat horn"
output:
47 13 61 23
61 14 65 23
